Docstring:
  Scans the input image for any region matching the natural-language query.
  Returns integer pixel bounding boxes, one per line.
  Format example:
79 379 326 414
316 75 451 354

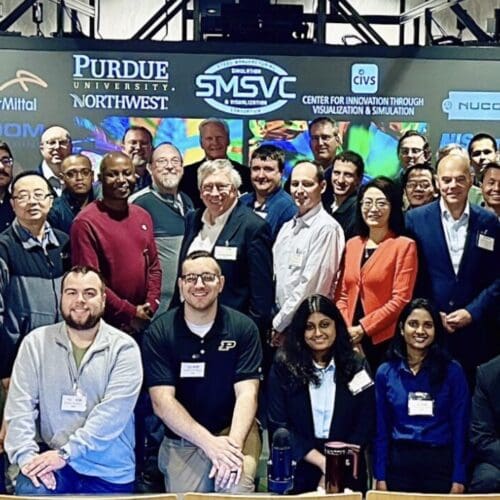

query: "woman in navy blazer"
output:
268 295 375 493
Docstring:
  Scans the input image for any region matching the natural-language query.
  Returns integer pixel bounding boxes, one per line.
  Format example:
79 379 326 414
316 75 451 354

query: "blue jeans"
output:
16 465 134 495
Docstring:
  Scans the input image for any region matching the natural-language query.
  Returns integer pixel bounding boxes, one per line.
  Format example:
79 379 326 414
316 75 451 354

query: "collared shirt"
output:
374 358 470 483
309 359 336 439
188 199 238 254
41 161 62 196
439 198 470 274
15 219 60 252
273 203 345 332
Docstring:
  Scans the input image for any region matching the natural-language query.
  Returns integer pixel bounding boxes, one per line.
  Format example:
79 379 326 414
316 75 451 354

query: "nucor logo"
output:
195 58 296 115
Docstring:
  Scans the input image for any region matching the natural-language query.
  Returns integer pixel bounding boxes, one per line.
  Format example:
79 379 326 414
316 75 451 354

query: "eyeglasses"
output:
0 157 13 167
361 199 390 210
201 183 232 194
63 168 92 179
43 139 70 149
155 157 182 168
181 272 219 284
406 181 432 190
12 191 53 203
400 147 424 155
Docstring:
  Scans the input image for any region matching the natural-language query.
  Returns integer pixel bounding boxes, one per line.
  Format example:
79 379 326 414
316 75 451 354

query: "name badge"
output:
477 233 494 251
214 246 237 261
61 393 87 412
408 392 434 416
348 369 374 395
180 362 206 378
289 251 303 268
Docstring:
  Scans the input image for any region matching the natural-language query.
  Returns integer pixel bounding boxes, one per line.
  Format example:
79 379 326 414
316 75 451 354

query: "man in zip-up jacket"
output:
4 266 142 495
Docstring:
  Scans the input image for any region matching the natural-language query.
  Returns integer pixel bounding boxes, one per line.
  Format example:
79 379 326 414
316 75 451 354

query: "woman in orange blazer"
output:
336 176 418 372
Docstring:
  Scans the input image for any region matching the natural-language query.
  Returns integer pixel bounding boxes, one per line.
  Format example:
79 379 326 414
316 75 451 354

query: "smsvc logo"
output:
195 58 296 115
442 91 500 121
351 64 378 94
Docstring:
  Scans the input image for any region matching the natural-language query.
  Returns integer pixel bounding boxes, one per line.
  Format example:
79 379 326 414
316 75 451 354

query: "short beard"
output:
62 311 101 331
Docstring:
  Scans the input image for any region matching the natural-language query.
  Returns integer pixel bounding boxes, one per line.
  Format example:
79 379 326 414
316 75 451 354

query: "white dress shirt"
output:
272 203 345 332
309 359 336 439
439 197 470 275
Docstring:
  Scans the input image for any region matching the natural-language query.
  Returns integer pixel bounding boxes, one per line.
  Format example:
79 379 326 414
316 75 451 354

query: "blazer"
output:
406 201 500 372
336 233 418 345
178 201 274 332
470 355 500 469
267 358 375 491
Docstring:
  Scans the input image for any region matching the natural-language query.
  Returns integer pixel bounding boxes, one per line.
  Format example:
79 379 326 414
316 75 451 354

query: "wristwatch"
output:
57 447 71 463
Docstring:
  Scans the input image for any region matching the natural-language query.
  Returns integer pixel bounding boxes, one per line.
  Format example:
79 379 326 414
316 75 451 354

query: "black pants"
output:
386 440 453 493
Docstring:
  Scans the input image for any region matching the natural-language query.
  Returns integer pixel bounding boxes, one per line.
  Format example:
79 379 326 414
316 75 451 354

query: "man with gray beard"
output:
130 142 194 312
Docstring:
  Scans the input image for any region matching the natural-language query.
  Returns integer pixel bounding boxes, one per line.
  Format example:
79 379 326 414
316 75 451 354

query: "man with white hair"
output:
178 159 273 333
180 119 251 208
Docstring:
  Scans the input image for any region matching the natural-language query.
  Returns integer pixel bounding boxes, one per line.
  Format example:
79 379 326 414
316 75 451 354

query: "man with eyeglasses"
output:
143 250 262 493
178 159 273 335
122 126 154 192
38 125 73 196
130 142 194 311
0 141 15 232
406 153 500 386
308 117 342 209
397 130 431 171
402 163 438 210
0 171 69 449
48 154 96 234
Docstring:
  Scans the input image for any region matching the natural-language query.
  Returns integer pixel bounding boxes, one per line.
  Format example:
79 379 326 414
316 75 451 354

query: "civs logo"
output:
351 64 378 94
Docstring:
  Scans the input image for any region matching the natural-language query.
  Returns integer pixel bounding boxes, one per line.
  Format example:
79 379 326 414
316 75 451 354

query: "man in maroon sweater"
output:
71 152 161 334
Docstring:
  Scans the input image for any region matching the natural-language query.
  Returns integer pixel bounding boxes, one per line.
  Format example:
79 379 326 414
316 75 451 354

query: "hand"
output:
212 462 242 491
0 419 6 453
376 480 388 491
39 471 57 490
136 303 153 321
203 435 244 473
445 309 472 331
21 451 66 486
450 482 465 494
318 474 325 490
440 312 455 333
348 325 364 344
270 330 285 347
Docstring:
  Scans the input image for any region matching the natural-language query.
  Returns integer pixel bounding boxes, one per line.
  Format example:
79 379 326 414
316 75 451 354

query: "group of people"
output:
0 117 498 496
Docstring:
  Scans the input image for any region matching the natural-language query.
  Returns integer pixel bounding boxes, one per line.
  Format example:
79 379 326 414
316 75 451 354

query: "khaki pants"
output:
158 421 261 493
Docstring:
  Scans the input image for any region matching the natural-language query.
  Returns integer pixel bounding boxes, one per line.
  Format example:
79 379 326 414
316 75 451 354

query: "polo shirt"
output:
143 304 262 438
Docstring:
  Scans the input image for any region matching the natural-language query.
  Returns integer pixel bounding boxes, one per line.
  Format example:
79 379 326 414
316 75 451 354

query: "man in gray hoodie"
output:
4 266 142 495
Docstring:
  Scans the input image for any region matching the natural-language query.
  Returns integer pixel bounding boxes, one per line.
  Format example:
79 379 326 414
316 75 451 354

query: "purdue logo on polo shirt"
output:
218 340 236 351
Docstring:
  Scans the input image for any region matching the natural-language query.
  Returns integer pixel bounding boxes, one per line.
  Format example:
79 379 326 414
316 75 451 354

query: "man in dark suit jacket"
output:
178 159 273 333
470 355 500 493
179 118 251 209
406 153 500 384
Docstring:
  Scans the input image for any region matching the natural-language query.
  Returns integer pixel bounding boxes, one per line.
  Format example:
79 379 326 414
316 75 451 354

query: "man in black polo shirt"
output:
142 251 262 493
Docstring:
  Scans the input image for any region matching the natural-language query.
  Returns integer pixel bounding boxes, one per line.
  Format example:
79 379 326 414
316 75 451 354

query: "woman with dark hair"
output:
268 294 375 493
335 176 418 372
0 140 15 231
374 298 469 494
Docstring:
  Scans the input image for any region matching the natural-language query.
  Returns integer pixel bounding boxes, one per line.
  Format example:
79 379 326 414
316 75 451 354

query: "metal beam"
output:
0 0 37 31
400 0 465 25
450 4 494 42
64 0 95 17
132 0 189 40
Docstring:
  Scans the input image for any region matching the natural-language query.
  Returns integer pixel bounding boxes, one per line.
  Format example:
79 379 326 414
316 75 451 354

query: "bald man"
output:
71 152 161 334
38 126 73 196
48 154 95 233
406 153 500 385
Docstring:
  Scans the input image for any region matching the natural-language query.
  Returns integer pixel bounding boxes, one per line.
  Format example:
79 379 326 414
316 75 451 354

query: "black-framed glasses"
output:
12 191 53 203
181 272 219 284
0 157 13 167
